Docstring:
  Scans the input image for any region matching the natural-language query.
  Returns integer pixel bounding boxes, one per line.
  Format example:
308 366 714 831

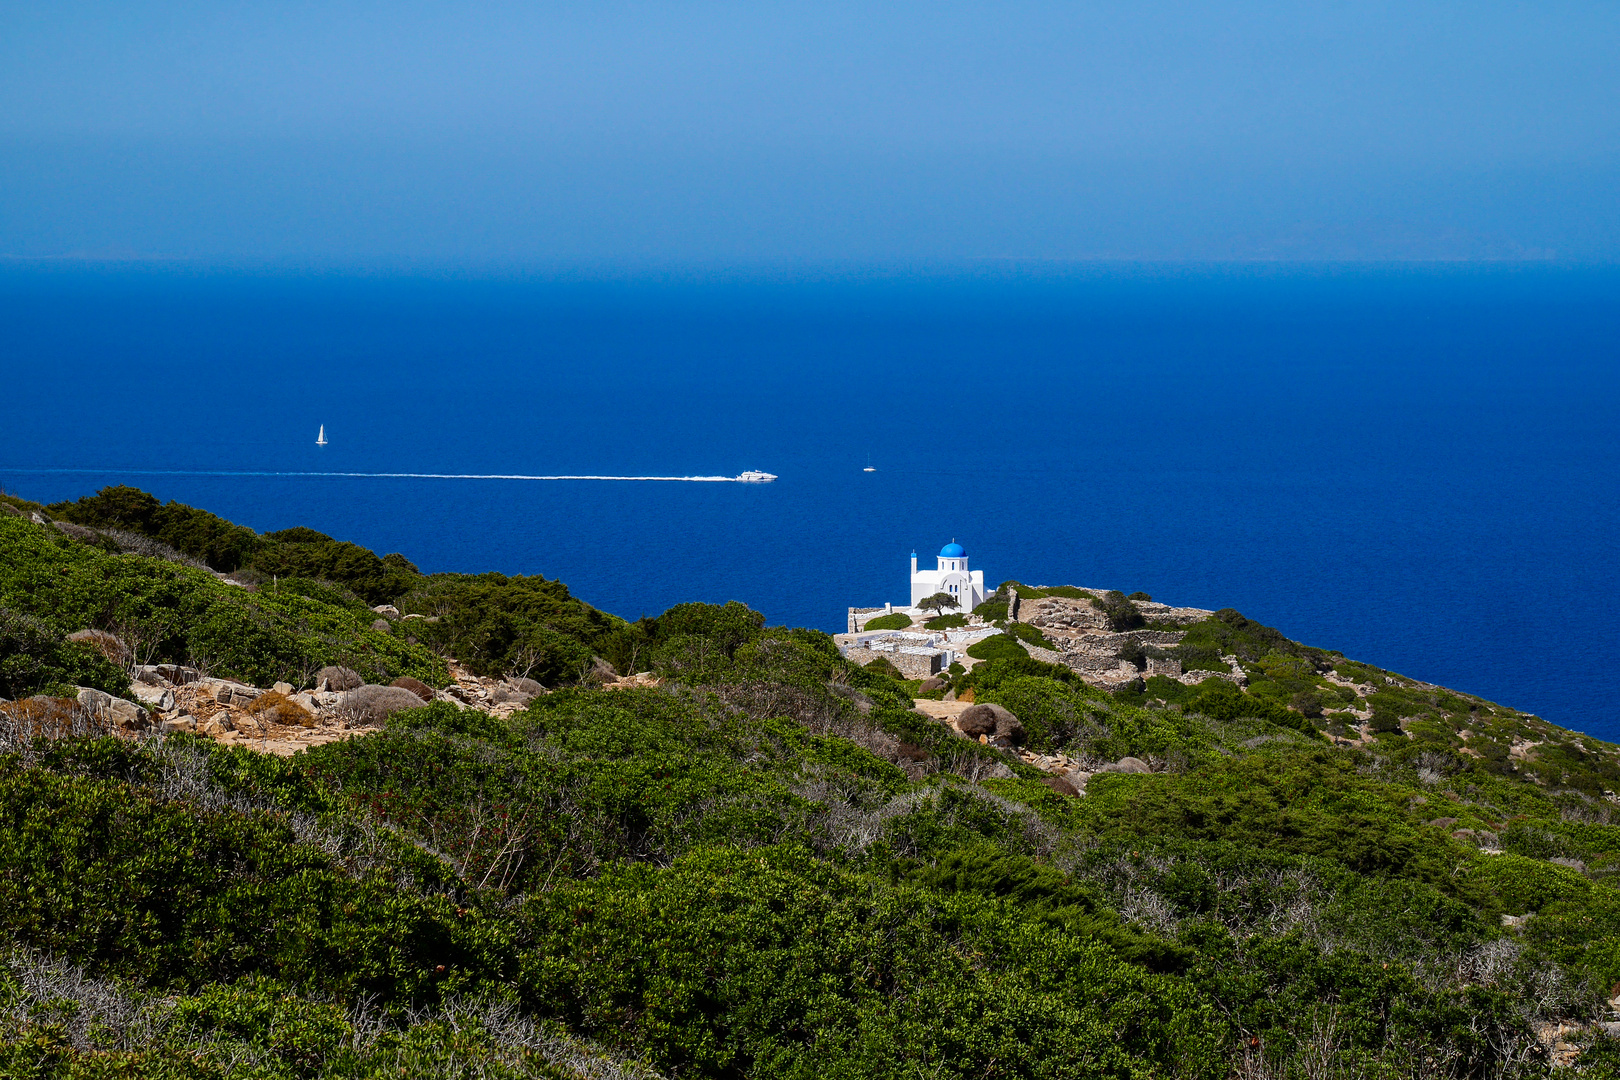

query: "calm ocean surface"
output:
2 264 1617 738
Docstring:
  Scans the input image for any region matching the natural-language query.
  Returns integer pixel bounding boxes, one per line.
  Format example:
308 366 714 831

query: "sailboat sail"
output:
316 425 327 446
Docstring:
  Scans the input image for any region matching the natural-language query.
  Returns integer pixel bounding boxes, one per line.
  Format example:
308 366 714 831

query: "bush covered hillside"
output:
5 488 1620 1077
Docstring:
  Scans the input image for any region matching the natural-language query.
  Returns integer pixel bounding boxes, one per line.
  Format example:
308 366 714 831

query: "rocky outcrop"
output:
75 687 150 731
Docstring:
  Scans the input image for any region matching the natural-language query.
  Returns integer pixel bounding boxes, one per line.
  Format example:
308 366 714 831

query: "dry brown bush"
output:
0 696 118 743
66 629 130 665
390 675 435 702
245 691 316 728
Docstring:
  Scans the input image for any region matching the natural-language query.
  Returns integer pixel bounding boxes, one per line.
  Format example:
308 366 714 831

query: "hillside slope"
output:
3 488 1620 1077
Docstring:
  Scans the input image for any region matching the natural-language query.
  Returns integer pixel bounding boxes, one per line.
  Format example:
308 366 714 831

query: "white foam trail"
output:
0 468 748 482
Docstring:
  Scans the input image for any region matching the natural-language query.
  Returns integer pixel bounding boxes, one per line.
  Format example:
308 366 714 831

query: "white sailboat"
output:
863 454 876 473
315 424 328 446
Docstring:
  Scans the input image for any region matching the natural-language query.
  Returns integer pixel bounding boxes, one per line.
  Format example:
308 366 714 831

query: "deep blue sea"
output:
2 263 1617 739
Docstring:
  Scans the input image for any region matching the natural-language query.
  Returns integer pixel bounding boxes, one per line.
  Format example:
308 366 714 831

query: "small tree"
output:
918 592 960 620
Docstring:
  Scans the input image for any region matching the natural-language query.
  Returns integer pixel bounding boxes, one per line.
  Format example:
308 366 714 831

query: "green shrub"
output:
0 517 445 690
1007 621 1057 650
0 608 130 699
864 656 904 680
864 611 913 631
923 613 967 630
1187 679 1317 735
966 633 1028 663
972 599 1008 621
1091 590 1145 631
50 485 262 572
252 528 419 605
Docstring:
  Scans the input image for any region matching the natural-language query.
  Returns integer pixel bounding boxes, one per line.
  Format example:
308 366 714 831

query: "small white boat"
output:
863 454 876 473
316 424 328 446
737 470 777 483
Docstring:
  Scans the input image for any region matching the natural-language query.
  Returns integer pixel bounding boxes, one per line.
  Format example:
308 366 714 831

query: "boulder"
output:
339 684 429 725
75 687 114 712
370 619 392 633
108 698 148 730
67 629 130 665
390 676 436 702
133 665 168 686
1098 756 1151 774
957 703 1024 745
919 676 947 692
316 666 363 692
291 692 319 712
372 605 401 619
231 686 261 706
146 664 200 685
131 684 175 712
272 681 294 696
508 677 544 696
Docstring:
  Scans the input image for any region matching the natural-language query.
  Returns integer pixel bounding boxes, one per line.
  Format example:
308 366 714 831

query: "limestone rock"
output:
508 677 544 696
316 666 363 692
370 618 392 633
372 605 401 619
133 665 167 686
1098 756 1151 774
131 684 175 712
108 698 148 730
137 663 200 686
919 676 946 692
272 681 294 695
75 687 113 712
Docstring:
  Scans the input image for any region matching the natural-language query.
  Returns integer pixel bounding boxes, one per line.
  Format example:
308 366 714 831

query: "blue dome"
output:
939 542 965 558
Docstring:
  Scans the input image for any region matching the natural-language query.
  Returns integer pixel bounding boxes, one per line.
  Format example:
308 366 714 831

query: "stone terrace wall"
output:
843 645 944 679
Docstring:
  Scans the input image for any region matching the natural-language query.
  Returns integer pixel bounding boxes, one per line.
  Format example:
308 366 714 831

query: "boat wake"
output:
3 468 775 483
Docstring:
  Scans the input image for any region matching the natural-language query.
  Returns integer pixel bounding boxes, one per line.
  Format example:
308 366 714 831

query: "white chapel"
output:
910 541 987 611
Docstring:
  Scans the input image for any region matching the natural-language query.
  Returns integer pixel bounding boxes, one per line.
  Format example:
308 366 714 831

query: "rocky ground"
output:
911 696 1147 797
3 661 664 758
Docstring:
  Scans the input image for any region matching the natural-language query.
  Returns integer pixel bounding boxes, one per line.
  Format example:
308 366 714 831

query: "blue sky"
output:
2 1 1617 264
